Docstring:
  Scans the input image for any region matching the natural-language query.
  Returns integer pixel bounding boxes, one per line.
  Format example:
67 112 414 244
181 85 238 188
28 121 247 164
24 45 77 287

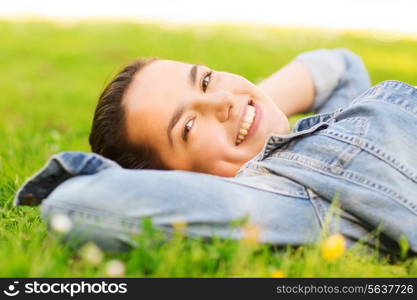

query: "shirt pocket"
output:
316 117 369 171
265 117 368 176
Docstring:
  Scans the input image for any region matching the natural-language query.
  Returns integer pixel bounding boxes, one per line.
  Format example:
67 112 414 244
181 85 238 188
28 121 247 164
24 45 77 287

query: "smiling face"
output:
123 59 290 177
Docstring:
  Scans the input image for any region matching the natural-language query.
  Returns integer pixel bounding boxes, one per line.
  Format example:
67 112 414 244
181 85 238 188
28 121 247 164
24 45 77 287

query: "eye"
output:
201 71 212 92
182 118 195 142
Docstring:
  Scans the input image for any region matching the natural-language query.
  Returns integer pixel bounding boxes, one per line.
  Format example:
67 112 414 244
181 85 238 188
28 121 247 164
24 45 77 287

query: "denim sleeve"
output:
14 152 321 252
295 48 371 113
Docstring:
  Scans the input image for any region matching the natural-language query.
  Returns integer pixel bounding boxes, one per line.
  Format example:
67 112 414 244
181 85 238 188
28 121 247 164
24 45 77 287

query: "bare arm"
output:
257 60 315 117
257 49 360 117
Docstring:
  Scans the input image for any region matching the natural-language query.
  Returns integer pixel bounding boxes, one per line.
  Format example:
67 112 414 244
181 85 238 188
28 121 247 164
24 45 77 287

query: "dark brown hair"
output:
89 57 168 169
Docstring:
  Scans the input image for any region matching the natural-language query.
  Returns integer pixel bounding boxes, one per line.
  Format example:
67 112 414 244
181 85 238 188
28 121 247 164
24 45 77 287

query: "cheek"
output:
192 130 228 155
189 129 230 165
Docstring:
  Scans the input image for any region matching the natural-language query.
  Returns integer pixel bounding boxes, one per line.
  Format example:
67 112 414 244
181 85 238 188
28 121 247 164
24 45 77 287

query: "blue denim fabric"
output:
14 49 417 255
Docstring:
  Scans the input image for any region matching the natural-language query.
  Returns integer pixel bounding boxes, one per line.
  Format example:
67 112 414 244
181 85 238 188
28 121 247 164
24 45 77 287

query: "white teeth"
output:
241 122 251 130
246 105 255 114
236 104 256 145
244 115 254 123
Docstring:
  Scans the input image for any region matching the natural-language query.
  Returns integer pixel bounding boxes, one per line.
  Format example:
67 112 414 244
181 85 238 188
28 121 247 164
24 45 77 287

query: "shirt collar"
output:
235 108 343 175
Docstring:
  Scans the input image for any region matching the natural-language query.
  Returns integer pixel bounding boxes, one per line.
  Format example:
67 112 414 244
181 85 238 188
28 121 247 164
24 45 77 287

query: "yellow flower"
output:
242 223 262 245
271 270 285 278
321 233 346 261
172 220 187 234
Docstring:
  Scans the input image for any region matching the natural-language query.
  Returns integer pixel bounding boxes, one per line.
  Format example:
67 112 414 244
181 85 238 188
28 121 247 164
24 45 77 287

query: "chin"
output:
213 168 238 178
274 113 290 134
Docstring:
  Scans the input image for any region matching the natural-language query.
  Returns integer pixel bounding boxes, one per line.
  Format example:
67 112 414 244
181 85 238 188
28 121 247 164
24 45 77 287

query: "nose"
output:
189 91 233 122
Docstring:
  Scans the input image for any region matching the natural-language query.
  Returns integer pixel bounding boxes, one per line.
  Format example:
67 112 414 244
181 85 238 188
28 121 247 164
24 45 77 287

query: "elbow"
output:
336 48 372 90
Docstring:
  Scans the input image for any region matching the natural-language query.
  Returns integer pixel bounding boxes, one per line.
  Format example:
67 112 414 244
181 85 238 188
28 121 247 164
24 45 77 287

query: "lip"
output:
235 100 262 145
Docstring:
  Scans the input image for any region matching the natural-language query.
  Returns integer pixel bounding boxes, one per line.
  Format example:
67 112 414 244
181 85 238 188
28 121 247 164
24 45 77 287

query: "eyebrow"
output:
189 63 199 87
166 64 200 147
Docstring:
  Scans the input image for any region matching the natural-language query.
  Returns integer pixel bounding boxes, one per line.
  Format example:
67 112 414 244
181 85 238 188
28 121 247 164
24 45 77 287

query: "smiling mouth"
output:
235 100 256 145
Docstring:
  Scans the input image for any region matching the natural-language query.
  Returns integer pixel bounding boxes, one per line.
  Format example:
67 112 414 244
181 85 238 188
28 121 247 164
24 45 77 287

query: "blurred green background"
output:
0 20 417 276
1 20 416 176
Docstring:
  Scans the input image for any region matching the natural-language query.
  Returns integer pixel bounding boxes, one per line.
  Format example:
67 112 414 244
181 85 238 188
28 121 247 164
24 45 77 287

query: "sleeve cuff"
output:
14 151 121 206
295 49 347 111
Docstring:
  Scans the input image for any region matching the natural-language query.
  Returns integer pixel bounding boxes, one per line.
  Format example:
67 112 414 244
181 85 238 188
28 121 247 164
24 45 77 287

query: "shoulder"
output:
348 80 417 114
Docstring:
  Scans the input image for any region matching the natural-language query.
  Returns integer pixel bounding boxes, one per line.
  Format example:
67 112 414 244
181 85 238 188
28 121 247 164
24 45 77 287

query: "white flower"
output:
79 242 103 266
50 214 72 233
105 260 126 277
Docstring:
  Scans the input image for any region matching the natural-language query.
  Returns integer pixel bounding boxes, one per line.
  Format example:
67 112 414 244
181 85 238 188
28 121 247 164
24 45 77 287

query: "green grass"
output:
1 19 417 277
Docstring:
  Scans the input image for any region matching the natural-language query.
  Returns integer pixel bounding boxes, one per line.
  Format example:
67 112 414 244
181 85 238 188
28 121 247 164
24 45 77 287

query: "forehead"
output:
124 59 191 111
123 59 191 148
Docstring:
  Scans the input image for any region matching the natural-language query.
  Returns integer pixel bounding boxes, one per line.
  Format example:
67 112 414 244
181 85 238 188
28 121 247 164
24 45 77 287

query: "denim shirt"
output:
14 49 417 255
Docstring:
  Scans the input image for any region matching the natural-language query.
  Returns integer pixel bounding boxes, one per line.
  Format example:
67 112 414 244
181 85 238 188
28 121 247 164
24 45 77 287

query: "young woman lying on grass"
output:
15 49 417 256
